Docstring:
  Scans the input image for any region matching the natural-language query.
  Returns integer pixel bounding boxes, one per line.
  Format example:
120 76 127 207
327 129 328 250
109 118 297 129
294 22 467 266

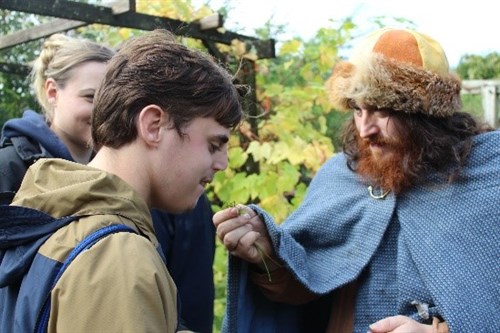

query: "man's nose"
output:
358 111 379 138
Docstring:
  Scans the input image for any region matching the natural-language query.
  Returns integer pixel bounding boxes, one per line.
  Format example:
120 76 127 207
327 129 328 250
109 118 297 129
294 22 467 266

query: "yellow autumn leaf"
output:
303 141 334 171
249 141 272 162
267 141 289 164
259 194 292 224
279 39 301 55
231 39 247 57
228 146 248 169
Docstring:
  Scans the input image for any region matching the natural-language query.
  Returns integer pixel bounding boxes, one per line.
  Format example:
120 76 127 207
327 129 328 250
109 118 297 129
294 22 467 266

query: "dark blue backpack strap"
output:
0 191 15 205
34 224 137 333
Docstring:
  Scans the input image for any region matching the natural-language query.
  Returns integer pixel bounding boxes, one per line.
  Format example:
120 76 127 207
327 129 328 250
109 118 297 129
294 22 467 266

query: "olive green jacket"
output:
12 158 179 333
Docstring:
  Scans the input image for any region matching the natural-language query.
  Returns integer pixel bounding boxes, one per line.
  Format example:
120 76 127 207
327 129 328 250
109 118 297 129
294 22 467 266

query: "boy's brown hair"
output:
92 29 243 149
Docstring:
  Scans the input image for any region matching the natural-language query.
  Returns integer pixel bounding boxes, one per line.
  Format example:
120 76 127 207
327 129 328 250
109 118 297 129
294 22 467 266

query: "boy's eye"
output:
209 143 221 153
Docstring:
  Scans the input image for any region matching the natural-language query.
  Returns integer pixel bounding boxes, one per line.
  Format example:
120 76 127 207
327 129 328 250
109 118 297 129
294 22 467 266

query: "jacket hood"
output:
1 110 73 160
0 158 154 287
0 206 79 286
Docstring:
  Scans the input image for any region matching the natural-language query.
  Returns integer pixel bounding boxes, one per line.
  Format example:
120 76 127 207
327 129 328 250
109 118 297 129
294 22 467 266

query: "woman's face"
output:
46 61 107 159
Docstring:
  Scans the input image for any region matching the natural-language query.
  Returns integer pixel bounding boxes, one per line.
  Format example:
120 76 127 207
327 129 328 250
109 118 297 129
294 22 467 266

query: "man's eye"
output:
375 109 390 118
347 100 359 111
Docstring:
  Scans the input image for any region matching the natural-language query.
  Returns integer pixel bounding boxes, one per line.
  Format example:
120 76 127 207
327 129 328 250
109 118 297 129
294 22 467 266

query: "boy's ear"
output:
137 105 168 147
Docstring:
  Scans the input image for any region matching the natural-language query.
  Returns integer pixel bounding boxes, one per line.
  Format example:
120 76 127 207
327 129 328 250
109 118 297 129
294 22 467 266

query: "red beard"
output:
356 134 415 194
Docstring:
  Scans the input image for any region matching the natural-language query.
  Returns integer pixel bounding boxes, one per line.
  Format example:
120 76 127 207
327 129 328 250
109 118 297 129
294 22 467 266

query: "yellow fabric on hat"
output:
349 27 449 75
407 30 449 75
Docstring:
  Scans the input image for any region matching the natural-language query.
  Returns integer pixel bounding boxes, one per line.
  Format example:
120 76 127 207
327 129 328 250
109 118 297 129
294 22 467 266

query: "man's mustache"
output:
362 135 399 147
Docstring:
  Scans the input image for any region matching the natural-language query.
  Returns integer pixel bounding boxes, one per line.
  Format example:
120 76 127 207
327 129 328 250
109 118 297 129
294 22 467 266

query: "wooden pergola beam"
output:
0 0 275 59
0 18 87 50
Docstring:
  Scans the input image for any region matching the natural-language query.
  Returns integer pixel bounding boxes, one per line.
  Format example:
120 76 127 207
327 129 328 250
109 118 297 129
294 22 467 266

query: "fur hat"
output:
325 28 462 117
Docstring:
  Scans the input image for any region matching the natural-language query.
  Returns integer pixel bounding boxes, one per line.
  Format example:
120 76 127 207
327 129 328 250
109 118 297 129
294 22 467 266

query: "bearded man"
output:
213 28 499 333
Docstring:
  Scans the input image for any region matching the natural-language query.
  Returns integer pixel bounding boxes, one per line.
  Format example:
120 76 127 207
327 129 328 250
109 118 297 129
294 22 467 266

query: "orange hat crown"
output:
326 28 462 117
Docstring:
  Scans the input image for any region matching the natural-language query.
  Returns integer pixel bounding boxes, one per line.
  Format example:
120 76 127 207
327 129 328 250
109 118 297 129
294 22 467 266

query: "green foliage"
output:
461 94 484 120
212 241 228 331
0 10 42 126
0 73 36 126
326 110 351 150
455 52 499 123
456 52 500 79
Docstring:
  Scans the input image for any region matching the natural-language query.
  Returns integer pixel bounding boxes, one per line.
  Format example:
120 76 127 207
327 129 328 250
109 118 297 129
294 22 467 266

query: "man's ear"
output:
137 105 168 147
45 78 58 105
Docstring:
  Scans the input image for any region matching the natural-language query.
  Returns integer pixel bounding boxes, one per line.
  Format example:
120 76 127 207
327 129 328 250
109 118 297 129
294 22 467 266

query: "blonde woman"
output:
0 33 114 195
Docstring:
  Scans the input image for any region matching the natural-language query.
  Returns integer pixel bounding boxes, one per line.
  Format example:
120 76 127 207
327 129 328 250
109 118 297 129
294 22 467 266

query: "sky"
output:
194 0 499 68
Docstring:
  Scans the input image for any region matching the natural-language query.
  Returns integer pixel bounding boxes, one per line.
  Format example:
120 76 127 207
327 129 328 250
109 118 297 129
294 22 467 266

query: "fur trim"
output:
326 54 462 117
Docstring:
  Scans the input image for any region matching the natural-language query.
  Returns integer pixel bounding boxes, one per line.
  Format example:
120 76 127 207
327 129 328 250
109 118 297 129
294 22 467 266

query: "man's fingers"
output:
227 230 262 263
215 213 252 241
235 204 257 218
213 207 240 227
369 315 408 332
221 224 251 250
212 204 271 264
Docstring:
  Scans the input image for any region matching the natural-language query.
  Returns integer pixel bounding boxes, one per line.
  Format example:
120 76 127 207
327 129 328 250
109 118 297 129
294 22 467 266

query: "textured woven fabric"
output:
224 130 499 333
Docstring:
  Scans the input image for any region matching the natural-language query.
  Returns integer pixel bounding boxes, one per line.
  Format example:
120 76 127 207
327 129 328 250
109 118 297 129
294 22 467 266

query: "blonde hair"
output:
31 34 115 122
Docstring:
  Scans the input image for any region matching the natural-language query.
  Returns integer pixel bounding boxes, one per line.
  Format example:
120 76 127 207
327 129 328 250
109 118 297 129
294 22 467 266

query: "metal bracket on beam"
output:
111 0 136 14
198 13 224 31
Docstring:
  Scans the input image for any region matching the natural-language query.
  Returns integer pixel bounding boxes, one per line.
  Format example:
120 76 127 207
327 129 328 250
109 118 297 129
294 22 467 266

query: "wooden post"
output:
461 80 500 128
481 83 499 128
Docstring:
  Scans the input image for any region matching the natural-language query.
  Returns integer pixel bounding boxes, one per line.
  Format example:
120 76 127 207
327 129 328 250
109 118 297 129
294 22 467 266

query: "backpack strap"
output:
34 224 137 333
0 191 15 205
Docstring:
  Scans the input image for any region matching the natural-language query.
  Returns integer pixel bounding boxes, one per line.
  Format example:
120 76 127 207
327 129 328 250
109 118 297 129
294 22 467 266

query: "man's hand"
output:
369 315 433 333
213 205 274 264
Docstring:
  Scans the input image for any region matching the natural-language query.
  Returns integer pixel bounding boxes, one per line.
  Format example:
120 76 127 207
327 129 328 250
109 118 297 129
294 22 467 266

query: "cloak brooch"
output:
368 185 390 200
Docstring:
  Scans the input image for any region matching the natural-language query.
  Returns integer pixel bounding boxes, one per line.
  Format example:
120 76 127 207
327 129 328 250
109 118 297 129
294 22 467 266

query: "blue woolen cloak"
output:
224 131 500 333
